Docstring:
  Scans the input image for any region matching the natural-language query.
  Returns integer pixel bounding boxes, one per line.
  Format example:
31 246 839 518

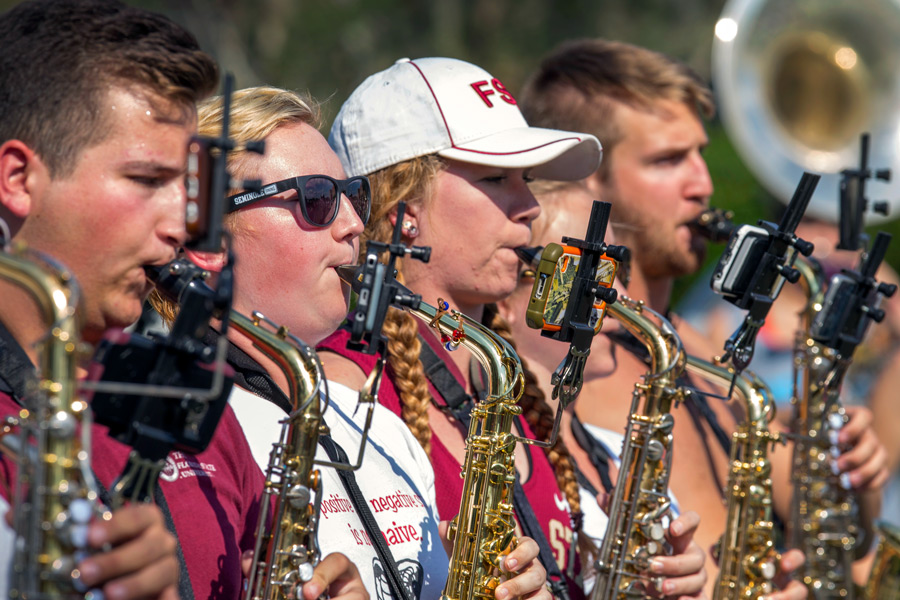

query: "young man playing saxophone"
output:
0 2 297 599
516 38 889 597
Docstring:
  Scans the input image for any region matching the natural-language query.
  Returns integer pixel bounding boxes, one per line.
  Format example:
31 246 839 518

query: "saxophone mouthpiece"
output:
687 207 736 243
335 264 362 290
515 246 543 269
143 264 165 282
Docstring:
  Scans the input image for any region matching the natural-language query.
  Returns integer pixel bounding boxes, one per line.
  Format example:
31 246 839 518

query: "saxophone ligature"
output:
0 240 108 599
591 295 687 599
685 357 784 599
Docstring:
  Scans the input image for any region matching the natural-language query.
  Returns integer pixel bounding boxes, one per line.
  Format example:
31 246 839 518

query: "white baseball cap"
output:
329 57 602 180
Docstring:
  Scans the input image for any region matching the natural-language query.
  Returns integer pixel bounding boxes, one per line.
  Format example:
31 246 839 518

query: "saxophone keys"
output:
297 561 315 582
287 484 311 509
758 559 776 581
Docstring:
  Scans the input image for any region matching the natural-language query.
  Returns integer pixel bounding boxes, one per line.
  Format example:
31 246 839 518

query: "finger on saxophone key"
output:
79 503 178 600
496 536 548 600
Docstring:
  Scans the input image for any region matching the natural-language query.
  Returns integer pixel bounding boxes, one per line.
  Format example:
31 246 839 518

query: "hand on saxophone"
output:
650 510 707 599
764 549 807 600
300 552 369 600
75 503 179 600
494 536 551 600
240 550 369 600
836 405 889 493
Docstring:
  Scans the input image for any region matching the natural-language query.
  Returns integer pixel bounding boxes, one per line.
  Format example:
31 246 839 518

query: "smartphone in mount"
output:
526 242 617 333
710 224 776 298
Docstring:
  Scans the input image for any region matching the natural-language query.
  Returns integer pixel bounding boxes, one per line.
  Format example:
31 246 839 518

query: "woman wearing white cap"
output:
319 57 707 599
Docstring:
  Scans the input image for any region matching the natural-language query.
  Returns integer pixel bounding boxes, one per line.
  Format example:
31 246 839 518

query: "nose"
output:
159 180 189 248
686 153 714 205
332 193 365 243
512 179 542 226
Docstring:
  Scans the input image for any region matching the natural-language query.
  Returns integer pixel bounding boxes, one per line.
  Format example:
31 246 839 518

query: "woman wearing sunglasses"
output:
318 57 708 599
157 85 550 600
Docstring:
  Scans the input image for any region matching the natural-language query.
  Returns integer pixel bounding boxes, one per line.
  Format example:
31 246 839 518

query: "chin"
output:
110 295 145 328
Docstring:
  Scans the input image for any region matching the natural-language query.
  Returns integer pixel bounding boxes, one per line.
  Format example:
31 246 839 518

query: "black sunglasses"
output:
225 174 371 227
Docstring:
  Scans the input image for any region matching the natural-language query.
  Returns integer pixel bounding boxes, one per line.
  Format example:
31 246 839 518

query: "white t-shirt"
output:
230 380 448 600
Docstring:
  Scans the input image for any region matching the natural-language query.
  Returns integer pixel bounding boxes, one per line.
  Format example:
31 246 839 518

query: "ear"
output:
0 140 42 219
582 171 605 201
388 202 421 231
184 248 227 273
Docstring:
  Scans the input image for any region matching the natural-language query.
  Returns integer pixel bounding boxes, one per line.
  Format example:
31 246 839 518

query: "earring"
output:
402 220 419 238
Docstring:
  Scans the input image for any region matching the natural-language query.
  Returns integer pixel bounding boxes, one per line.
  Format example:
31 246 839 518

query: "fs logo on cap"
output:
470 79 517 108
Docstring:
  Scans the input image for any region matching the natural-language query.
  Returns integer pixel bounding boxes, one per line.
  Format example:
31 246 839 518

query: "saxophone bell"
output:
866 521 900 599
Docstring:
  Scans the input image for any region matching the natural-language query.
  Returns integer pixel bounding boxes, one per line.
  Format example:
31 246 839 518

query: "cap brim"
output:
438 127 602 181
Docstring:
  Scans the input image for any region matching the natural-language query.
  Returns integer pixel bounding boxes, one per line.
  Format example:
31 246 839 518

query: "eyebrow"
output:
119 161 186 176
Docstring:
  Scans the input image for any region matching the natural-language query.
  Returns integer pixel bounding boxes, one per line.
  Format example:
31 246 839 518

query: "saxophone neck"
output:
227 309 323 413
0 245 83 388
684 356 775 428
795 255 826 327
405 299 523 404
607 295 683 378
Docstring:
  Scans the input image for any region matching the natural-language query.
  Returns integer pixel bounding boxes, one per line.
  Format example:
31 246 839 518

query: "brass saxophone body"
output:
592 296 686 599
790 257 860 599
866 522 900 599
0 244 107 599
235 310 327 600
403 299 525 600
685 357 783 599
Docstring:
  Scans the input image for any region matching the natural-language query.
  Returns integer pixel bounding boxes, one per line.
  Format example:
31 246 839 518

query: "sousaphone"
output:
712 0 900 222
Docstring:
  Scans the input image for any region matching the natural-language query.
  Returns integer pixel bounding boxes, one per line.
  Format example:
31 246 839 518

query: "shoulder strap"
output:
154 485 197 600
680 372 733 456
206 329 292 414
318 435 412 600
417 334 470 416
569 415 614 494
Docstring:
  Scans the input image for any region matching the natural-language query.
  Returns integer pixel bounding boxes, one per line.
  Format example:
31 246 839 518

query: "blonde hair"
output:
520 39 714 180
365 157 589 546
198 86 320 188
152 85 320 324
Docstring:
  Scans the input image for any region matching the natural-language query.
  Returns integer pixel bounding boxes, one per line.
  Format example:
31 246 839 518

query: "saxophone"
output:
0 243 108 599
592 295 686 600
789 257 860 599
866 522 900 599
684 357 783 599
148 257 330 600
409 299 527 600
236 310 328 600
